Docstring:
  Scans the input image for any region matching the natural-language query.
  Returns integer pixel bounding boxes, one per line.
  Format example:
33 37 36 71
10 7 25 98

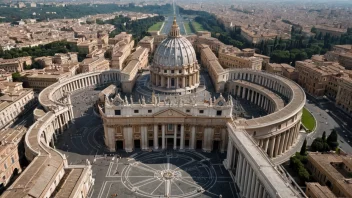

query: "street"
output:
305 95 352 154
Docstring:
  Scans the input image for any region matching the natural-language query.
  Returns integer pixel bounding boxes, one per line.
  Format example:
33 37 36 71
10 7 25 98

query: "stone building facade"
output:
306 153 352 197
100 94 232 152
0 82 35 129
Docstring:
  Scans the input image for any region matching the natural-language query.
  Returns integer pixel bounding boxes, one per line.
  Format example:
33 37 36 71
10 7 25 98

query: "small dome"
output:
153 17 197 67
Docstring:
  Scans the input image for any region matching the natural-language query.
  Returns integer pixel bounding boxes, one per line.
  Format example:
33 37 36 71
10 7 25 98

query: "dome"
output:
153 17 197 67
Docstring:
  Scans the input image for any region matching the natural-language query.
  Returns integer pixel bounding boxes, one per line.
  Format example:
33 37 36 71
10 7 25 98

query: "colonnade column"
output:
173 124 177 150
274 134 281 157
191 126 196 149
162 125 166 149
180 124 184 150
220 128 227 153
154 124 158 150
268 137 276 157
225 139 234 170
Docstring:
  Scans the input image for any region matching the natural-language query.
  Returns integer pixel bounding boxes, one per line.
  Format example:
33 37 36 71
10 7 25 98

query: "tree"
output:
322 131 326 142
311 137 330 152
311 138 324 152
12 72 21 82
300 139 307 155
327 130 339 150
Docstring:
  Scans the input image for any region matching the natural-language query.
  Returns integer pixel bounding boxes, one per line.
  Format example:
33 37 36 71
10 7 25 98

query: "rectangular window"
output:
11 157 15 164
148 110 152 113
171 70 174 74
168 124 173 131
164 70 167 73
134 110 139 113
216 110 222 116
199 110 204 114
4 163 7 169
115 110 121 115
186 109 190 113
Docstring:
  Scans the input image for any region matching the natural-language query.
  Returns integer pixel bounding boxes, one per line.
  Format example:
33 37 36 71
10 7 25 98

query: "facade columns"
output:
225 140 234 170
278 132 286 155
154 124 158 150
174 124 177 150
162 125 166 149
221 128 227 153
274 134 281 157
253 179 260 198
123 126 133 152
268 137 276 157
141 126 148 150
283 130 290 151
180 125 184 149
264 138 269 153
191 126 196 149
235 154 243 183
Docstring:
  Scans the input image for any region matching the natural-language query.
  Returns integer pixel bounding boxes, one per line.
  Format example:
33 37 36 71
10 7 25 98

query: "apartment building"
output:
218 46 263 70
306 153 352 198
0 82 35 129
0 127 27 188
80 57 110 73
0 57 32 73
200 44 227 93
266 63 298 81
121 47 149 93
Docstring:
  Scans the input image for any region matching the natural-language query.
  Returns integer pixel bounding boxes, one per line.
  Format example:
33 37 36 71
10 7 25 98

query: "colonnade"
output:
229 71 292 99
231 84 279 114
150 70 200 90
58 72 120 95
226 140 272 198
257 122 301 158
108 124 227 153
224 125 299 198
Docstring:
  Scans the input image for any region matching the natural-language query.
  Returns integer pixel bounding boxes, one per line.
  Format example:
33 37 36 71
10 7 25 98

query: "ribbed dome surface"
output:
153 36 197 67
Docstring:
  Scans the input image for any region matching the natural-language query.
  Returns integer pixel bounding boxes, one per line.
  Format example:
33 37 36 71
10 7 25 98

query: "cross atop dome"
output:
168 16 181 38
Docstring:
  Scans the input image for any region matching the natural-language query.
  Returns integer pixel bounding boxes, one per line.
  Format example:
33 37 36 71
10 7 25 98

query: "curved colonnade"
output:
226 69 306 158
2 70 122 198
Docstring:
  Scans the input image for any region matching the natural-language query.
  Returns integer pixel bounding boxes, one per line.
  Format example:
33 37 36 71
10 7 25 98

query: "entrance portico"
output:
103 108 231 153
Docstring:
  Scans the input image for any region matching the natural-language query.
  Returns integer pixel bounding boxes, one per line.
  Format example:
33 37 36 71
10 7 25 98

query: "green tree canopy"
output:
327 130 339 150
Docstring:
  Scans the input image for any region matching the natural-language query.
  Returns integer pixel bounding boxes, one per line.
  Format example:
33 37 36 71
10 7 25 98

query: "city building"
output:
295 59 346 98
218 46 263 70
240 28 279 44
80 56 110 73
336 77 352 115
21 63 79 90
0 57 32 73
0 82 35 129
315 25 347 37
52 52 78 65
0 127 27 188
305 183 337 198
138 36 154 53
200 44 227 93
325 45 352 70
266 63 299 81
110 32 135 70
306 153 352 197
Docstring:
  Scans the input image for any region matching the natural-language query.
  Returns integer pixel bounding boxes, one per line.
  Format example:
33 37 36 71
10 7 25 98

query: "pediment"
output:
153 108 189 118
